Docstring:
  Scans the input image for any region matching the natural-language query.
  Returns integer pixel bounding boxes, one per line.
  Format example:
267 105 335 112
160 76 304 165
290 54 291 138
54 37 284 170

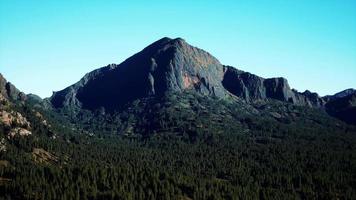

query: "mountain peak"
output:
155 37 185 44
169 37 187 46
50 37 328 112
50 37 227 110
142 37 187 52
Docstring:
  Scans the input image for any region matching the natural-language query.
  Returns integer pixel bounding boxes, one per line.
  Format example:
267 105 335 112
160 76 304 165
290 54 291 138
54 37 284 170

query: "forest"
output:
0 92 356 199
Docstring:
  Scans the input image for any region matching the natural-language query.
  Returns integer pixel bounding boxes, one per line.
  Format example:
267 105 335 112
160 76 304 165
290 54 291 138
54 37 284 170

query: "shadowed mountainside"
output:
50 37 327 112
0 38 356 199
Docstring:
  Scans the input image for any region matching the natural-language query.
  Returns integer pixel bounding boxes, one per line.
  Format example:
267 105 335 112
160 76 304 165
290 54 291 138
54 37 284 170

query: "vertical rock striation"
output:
50 37 329 112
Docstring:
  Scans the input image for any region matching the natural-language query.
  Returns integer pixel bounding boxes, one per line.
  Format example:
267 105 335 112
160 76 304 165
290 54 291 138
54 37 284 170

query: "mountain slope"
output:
1 39 356 199
0 74 27 102
50 37 326 115
50 38 227 111
3 74 354 199
222 66 325 107
0 74 75 152
326 92 356 124
324 88 356 101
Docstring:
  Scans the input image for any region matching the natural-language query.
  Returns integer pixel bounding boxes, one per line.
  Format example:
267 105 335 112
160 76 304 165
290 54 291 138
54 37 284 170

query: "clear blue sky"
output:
0 0 355 98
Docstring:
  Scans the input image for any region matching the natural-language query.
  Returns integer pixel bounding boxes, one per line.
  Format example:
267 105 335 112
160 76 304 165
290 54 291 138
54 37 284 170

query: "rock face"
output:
0 109 32 138
221 66 325 107
0 74 26 102
0 74 59 142
0 38 353 125
222 66 265 100
8 127 32 138
0 74 32 136
50 38 227 111
0 110 31 128
49 37 342 116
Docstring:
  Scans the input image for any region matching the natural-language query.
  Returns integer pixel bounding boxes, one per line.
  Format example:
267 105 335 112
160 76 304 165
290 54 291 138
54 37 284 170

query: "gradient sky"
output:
0 0 355 98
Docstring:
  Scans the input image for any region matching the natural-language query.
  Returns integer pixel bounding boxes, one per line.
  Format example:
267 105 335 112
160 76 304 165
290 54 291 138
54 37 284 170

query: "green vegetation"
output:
0 92 356 199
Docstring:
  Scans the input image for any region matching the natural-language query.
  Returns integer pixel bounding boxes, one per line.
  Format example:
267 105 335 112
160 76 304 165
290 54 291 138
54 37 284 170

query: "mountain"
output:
320 89 356 125
50 37 326 112
50 37 351 127
0 74 32 141
222 66 325 107
1 39 356 199
323 88 356 101
50 37 227 111
325 90 356 124
0 73 71 146
0 74 27 102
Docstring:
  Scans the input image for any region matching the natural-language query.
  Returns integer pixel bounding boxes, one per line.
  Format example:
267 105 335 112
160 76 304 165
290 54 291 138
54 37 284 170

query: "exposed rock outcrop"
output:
0 110 32 138
8 127 32 138
52 37 326 112
47 37 352 124
0 110 31 129
32 148 58 164
222 67 265 101
0 138 6 152
50 38 227 111
221 66 325 107
0 74 26 102
0 74 35 138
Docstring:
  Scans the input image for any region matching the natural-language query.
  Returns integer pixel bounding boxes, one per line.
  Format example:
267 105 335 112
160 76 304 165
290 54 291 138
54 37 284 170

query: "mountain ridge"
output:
50 37 331 113
0 74 27 102
1 38 356 199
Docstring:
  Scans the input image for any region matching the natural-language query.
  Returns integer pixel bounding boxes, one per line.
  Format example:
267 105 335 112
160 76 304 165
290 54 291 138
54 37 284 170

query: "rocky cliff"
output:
0 73 26 102
50 37 328 112
50 37 228 111
221 66 325 107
